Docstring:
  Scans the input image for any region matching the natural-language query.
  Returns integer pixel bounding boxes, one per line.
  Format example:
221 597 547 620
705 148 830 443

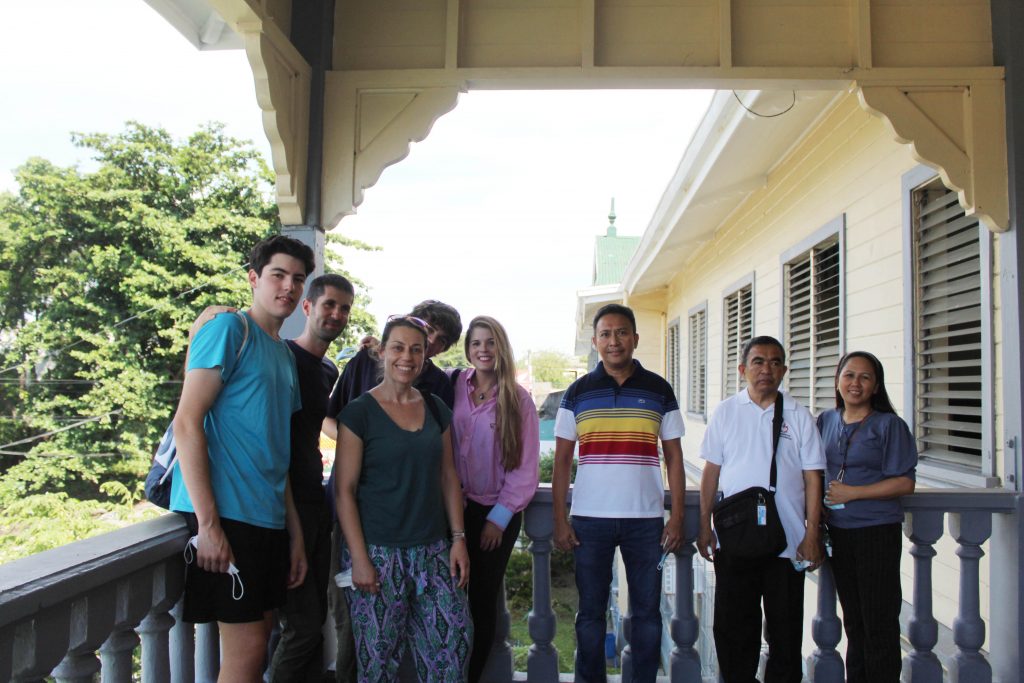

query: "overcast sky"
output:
1 0 712 357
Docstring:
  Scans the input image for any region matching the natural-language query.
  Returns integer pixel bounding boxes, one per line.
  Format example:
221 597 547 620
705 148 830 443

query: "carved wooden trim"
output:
324 77 465 226
857 82 1008 232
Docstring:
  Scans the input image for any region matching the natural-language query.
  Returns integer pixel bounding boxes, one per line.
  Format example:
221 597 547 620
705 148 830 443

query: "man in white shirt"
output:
697 336 825 683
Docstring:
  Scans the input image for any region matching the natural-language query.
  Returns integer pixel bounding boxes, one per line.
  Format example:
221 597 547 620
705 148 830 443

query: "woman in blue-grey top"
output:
817 351 917 683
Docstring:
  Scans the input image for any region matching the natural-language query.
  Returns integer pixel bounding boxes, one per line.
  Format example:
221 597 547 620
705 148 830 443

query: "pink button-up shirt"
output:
450 368 540 529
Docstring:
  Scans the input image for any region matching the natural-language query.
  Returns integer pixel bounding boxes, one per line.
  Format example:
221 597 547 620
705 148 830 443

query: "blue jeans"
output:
572 516 664 683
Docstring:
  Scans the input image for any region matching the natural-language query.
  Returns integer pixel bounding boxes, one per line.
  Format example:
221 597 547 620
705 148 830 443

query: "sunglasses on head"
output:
386 314 435 336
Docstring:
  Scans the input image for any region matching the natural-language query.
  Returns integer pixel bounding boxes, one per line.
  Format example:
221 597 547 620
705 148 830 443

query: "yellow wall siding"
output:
644 90 999 647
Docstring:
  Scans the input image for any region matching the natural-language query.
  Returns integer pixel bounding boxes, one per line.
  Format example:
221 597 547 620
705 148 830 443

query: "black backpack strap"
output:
419 388 443 428
450 367 462 387
768 392 784 491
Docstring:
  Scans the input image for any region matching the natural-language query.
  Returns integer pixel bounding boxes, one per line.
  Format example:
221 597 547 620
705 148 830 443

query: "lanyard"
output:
836 410 872 481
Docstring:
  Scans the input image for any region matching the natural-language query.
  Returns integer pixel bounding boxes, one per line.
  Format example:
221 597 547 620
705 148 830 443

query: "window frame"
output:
666 317 681 401
778 214 846 415
721 273 755 399
686 302 708 420
902 166 997 487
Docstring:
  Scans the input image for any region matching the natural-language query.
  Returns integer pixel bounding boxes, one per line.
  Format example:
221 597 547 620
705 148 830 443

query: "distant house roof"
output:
592 200 640 285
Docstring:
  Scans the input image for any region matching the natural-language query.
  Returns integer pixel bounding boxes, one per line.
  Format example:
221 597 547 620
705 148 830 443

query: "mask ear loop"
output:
228 566 245 601
184 535 244 600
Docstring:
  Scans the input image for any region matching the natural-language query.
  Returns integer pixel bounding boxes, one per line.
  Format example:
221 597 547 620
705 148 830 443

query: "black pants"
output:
464 500 522 683
712 552 805 683
829 523 903 683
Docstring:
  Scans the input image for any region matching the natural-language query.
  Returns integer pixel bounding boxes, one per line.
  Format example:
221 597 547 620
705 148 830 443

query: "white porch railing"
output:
0 487 1019 682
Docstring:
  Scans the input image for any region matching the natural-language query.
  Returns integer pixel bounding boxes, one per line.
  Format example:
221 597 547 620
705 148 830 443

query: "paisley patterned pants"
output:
348 539 472 682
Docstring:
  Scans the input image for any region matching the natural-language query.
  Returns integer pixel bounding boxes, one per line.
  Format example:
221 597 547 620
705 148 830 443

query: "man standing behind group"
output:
697 336 825 683
170 236 313 682
269 274 354 682
552 304 686 683
322 299 462 681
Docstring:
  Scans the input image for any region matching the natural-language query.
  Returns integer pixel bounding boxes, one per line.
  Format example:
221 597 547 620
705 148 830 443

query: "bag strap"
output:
227 311 250 377
768 392 784 491
450 367 462 387
418 388 443 428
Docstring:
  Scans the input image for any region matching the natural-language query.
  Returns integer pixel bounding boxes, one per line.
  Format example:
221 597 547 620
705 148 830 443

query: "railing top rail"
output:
0 513 189 629
532 482 1019 512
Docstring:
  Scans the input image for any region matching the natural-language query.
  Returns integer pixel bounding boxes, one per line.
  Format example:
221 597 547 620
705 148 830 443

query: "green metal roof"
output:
592 199 639 285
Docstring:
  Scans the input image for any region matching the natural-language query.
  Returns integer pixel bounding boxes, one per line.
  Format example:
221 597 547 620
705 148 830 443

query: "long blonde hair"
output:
465 316 523 471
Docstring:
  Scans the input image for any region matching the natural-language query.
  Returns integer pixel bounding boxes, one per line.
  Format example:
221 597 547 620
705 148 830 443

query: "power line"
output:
0 409 122 452
0 262 249 377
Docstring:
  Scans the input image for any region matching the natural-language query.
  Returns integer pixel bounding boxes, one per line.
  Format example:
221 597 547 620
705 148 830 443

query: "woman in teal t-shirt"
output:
335 315 471 683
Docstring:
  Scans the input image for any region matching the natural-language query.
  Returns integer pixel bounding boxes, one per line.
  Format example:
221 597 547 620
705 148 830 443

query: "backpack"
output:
144 312 250 509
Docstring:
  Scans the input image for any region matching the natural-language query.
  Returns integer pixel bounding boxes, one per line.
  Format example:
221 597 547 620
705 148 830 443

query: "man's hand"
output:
197 522 234 573
480 521 504 551
189 305 237 340
797 527 823 571
696 521 716 562
553 517 580 552
287 535 308 589
661 513 684 553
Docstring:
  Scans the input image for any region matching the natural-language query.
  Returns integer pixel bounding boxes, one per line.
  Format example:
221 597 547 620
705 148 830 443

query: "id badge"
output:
757 504 767 526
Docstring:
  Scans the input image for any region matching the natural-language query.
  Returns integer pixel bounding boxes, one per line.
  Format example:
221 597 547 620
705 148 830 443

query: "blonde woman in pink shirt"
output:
450 315 540 682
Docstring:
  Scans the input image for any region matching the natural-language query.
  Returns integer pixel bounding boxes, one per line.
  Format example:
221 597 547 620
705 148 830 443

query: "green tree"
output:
520 349 584 389
431 336 468 370
0 122 372 556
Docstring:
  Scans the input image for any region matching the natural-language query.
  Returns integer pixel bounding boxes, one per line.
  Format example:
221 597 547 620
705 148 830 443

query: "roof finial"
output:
607 198 617 237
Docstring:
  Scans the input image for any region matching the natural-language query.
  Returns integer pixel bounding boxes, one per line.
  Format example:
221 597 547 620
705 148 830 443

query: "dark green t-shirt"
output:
340 392 452 547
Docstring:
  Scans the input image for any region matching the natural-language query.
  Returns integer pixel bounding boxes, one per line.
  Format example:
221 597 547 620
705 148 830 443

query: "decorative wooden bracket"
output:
857 81 1008 232
207 0 311 225
323 78 464 226
241 21 311 226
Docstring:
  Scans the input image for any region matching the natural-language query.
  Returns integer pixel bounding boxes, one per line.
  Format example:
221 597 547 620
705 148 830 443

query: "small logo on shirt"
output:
638 398 646 404
779 422 793 440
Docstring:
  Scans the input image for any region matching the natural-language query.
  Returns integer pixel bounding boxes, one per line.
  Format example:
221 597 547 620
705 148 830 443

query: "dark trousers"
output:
464 500 522 683
713 552 805 683
269 500 331 682
829 523 903 683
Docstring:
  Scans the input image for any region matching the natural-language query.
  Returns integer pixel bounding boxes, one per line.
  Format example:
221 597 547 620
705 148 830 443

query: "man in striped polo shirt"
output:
552 303 686 683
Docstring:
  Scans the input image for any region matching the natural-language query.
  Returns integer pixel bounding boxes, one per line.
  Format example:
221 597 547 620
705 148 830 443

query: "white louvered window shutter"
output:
687 310 706 415
913 185 983 468
723 286 752 397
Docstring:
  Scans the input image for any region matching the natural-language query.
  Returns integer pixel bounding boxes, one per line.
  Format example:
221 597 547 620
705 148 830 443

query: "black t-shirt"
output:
286 340 340 504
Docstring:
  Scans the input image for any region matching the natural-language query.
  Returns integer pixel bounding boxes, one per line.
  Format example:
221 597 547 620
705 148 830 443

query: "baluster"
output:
808 560 843 682
99 626 139 683
168 599 195 683
669 539 700 683
138 610 174 683
195 622 220 683
52 596 109 683
903 510 944 683
948 512 992 683
524 501 559 683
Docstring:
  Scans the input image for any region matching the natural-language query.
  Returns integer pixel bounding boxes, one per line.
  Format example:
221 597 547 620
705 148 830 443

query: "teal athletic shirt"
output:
339 392 452 547
170 311 301 529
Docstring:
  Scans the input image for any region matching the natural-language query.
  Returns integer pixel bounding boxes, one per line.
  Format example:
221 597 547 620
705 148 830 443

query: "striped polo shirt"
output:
554 360 684 518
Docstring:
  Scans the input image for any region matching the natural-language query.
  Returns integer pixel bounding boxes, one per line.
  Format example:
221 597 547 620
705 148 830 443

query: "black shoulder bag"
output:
711 393 788 559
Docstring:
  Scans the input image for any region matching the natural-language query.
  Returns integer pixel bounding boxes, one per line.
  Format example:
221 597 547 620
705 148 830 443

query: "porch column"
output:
281 0 333 339
991 3 1024 680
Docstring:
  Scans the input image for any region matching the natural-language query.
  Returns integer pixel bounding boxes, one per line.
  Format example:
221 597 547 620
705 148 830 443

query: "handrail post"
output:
948 511 993 683
668 510 700 683
903 510 944 682
524 495 560 683
808 561 843 682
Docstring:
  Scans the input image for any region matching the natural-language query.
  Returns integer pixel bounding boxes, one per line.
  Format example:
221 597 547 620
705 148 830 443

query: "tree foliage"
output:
0 122 373 557
519 349 585 389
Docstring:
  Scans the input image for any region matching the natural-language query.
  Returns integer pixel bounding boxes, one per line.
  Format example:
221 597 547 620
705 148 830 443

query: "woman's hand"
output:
825 480 857 505
480 522 504 551
450 539 470 589
352 556 380 594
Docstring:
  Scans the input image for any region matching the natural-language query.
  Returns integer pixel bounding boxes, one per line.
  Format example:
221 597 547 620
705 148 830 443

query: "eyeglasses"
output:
386 314 436 336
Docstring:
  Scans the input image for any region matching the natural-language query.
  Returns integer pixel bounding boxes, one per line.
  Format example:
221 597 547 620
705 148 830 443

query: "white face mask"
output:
185 535 244 601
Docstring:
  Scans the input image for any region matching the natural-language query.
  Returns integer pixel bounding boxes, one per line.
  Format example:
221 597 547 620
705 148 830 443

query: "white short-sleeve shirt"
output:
700 389 825 558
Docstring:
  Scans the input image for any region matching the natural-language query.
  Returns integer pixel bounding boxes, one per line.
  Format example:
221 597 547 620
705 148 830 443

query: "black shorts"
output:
180 514 289 624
